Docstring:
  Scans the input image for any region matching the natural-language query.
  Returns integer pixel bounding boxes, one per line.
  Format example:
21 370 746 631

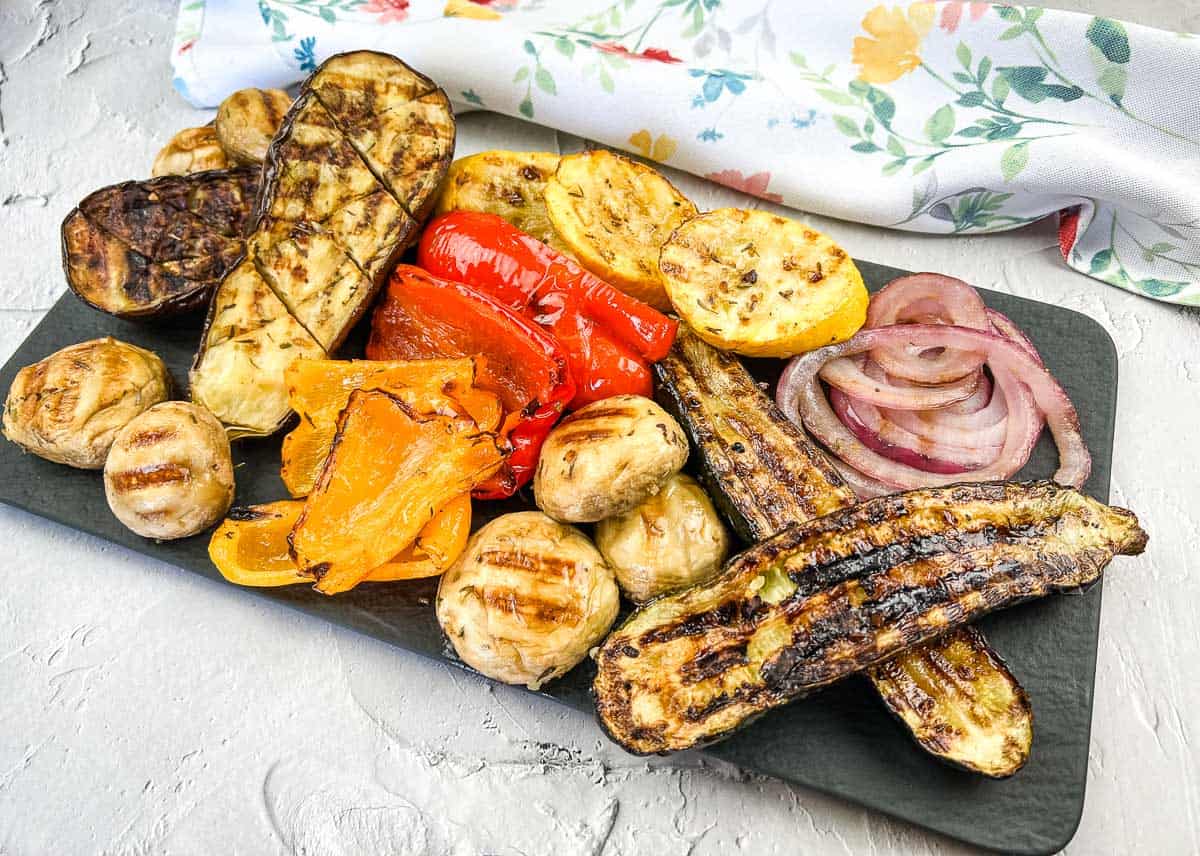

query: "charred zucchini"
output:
655 326 1037 776
654 322 855 542
593 481 1145 754
61 168 259 319
190 51 455 437
872 626 1033 778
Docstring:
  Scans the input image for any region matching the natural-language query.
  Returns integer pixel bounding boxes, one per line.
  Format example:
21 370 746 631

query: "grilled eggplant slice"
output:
190 260 325 438
594 481 1146 754
654 325 1036 775
62 168 259 319
190 51 455 437
654 322 855 542
871 626 1032 777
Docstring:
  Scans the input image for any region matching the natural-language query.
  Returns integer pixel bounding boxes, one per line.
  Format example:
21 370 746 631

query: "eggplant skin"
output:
61 168 259 320
190 51 455 438
870 626 1033 778
653 323 854 544
593 481 1146 755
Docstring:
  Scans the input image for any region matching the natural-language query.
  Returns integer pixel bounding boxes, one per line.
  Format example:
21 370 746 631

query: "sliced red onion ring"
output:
835 391 1003 472
830 389 995 473
820 354 980 410
941 373 993 416
987 308 1044 365
829 458 893 499
880 383 1011 447
866 274 990 383
778 325 1091 489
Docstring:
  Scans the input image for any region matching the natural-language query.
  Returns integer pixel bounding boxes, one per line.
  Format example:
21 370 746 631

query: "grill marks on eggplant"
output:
593 482 1146 754
190 51 455 437
62 169 259 318
654 324 853 543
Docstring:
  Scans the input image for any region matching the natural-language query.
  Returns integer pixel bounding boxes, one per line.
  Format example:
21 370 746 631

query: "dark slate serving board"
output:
0 260 1118 855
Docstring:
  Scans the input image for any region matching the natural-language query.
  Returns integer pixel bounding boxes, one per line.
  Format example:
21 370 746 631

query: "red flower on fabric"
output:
1058 207 1081 260
939 1 987 33
706 170 784 204
594 42 683 64
362 0 410 24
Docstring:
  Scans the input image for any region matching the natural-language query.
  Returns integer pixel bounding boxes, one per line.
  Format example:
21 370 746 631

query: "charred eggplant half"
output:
655 325 1038 776
191 51 455 438
61 168 259 319
593 481 1146 755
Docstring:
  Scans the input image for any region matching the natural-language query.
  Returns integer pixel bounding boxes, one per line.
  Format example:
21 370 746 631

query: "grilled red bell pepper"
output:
366 265 575 499
417 211 678 408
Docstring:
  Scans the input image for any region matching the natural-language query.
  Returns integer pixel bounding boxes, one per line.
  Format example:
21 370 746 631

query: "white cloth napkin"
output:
172 1 1200 305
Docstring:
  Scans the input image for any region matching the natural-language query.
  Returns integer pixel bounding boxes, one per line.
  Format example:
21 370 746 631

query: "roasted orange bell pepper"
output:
208 494 472 588
280 356 501 498
367 265 575 498
291 389 502 595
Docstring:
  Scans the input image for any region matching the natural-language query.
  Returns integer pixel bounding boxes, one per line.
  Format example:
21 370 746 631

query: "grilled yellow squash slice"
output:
545 149 697 310
190 51 455 438
657 208 868 358
434 150 573 255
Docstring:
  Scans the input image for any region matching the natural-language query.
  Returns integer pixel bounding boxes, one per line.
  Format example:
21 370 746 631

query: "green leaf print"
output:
925 105 954 142
1097 64 1127 104
1000 142 1029 181
1086 18 1131 64
956 42 972 69
998 67 1083 103
535 67 556 95
817 88 858 106
991 74 1010 104
1139 278 1188 297
832 115 860 137
1089 249 1113 274
865 87 896 123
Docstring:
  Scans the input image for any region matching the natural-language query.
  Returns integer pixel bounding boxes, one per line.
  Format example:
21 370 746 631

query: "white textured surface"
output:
0 2 1197 854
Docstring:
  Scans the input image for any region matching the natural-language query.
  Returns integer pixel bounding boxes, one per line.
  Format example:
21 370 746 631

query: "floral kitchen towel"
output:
172 1 1200 304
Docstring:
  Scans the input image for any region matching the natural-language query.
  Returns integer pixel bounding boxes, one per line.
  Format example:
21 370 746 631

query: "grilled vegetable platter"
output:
0 50 1146 854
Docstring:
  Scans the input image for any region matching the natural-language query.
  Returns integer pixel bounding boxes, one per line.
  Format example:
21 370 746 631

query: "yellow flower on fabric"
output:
852 3 936 84
628 130 678 162
443 0 502 21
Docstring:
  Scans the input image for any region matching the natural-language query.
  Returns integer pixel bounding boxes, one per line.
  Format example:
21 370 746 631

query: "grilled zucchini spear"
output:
653 325 856 539
654 325 1036 775
652 326 1036 773
190 51 455 438
594 481 1145 755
